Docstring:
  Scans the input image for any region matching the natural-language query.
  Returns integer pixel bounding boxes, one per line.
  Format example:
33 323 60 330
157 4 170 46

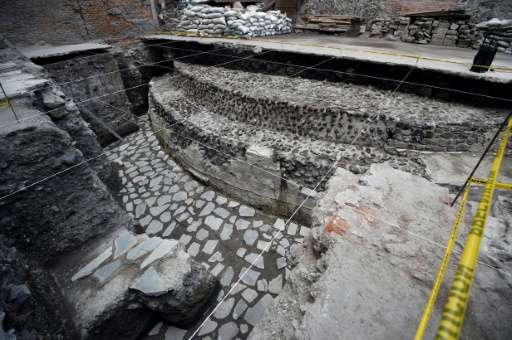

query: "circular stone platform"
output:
146 62 461 221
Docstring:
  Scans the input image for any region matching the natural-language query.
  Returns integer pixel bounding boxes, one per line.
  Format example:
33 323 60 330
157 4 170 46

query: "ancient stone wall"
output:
41 52 139 146
0 0 155 46
300 0 512 19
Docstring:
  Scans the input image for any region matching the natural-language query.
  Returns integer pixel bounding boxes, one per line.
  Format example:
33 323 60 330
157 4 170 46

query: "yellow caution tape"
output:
414 184 471 340
0 98 10 109
470 178 512 191
149 32 512 72
436 116 512 340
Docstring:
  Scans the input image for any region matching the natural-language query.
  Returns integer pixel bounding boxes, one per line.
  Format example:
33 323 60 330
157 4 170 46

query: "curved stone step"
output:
148 75 425 221
173 61 505 152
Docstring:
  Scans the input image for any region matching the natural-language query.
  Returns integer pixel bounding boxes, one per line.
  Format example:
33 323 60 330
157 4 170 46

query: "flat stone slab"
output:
20 43 111 59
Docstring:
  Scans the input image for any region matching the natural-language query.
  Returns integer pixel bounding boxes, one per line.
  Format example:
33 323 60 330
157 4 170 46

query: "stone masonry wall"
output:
300 0 512 20
0 0 154 46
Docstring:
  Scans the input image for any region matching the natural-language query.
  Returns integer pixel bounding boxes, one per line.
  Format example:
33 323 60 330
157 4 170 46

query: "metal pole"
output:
149 0 159 26
451 111 512 206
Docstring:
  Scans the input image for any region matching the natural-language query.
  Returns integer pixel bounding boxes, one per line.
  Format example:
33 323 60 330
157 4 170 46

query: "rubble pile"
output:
176 4 292 37
477 18 512 54
369 16 482 48
369 17 410 39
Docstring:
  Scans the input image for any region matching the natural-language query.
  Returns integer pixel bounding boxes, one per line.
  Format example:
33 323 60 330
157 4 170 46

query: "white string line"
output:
0 49 272 202
187 57 421 340
0 45 240 131
158 45 512 104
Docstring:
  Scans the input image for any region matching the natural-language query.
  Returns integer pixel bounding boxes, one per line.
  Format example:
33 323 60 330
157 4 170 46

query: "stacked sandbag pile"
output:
176 4 227 35
477 18 512 54
225 6 292 38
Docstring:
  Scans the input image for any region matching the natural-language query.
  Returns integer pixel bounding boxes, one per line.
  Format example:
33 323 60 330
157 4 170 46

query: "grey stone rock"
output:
268 275 283 294
127 238 162 261
141 239 179 269
196 228 209 241
214 297 235 319
198 319 218 336
244 294 273 326
200 202 216 216
235 219 250 230
165 326 187 340
188 242 200 257
146 220 164 235
239 205 255 217
130 267 168 296
72 247 113 281
218 322 239 340
244 253 265 270
240 268 260 286
242 288 258 303
201 191 215 201
205 215 223 231
113 230 139 259
203 240 218 255
173 191 188 202
220 224 234 240
93 259 123 286
221 266 235 286
233 299 248 320
243 230 259 246
214 207 230 219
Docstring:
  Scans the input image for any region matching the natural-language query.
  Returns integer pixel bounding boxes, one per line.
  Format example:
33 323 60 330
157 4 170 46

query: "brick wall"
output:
0 0 155 46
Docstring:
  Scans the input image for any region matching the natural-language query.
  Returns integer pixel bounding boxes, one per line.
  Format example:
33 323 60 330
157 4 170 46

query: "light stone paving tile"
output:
268 274 283 295
243 230 258 246
165 326 187 340
235 219 250 230
216 195 228 205
236 248 247 258
287 222 298 235
228 201 240 208
201 191 215 201
213 207 230 219
218 322 238 340
208 251 223 263
93 259 123 286
141 239 178 269
72 247 113 281
199 202 216 217
256 279 268 292
205 215 223 231
241 288 258 304
221 266 235 286
146 220 163 235
239 268 260 286
162 221 176 237
211 263 225 276
197 319 217 336
220 224 233 241
188 242 200 257
179 234 192 246
161 211 172 223
196 228 209 241
214 297 235 319
239 205 255 217
244 253 265 270
231 283 247 295
233 299 248 320
203 240 218 255
244 294 273 326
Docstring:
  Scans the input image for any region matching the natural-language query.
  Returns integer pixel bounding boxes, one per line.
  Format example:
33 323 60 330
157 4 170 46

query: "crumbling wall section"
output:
0 0 154 46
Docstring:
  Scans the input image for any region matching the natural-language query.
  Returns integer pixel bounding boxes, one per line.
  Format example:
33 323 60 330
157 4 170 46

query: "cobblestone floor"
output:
106 117 310 340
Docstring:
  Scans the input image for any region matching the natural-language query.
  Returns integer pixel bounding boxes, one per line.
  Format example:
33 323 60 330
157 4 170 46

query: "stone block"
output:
61 229 217 339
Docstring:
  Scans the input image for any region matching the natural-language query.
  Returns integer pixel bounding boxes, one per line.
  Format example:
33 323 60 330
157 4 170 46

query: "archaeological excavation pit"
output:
1 2 512 340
